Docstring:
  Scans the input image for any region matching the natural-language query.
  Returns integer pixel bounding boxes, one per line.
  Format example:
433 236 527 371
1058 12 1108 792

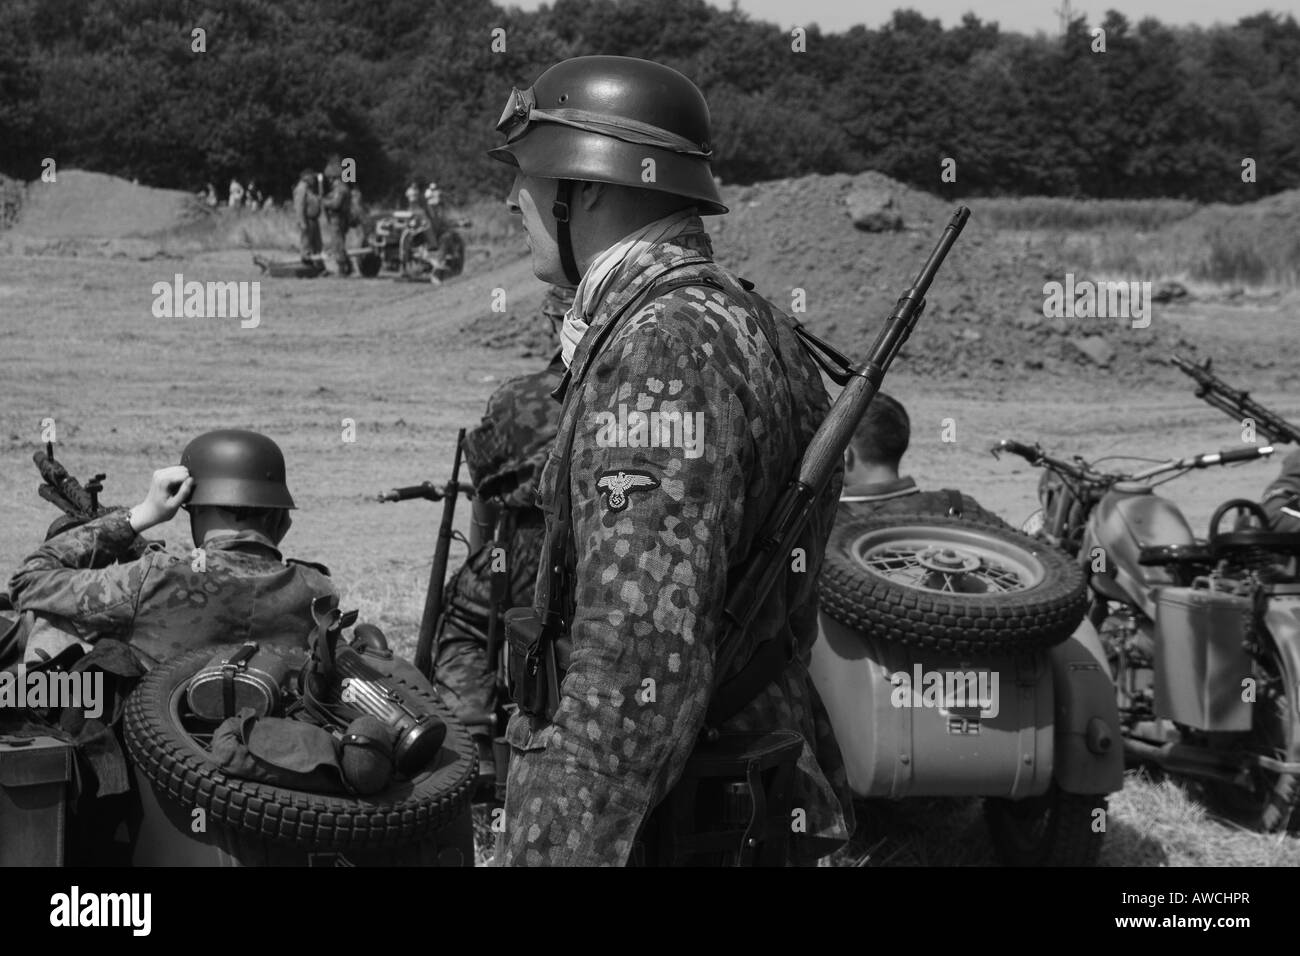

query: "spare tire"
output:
123 645 477 851
818 513 1086 655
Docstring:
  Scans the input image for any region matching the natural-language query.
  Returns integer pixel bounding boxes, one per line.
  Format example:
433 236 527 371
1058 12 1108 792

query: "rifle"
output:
705 205 971 731
376 429 473 679
33 443 113 540
1172 354 1300 446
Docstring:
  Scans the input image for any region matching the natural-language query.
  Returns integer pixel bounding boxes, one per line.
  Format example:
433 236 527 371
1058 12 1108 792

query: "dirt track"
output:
2 239 1296 645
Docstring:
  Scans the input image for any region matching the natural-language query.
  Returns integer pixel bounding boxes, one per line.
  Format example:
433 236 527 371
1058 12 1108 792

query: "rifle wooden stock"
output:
712 206 970 688
414 428 467 679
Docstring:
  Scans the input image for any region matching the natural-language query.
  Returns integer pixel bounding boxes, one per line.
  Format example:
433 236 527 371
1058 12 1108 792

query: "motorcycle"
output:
992 437 1300 831
811 507 1124 866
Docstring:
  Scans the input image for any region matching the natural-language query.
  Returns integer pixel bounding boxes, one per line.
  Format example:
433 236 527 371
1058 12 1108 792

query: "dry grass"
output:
972 194 1300 289
821 768 1300 867
970 196 1199 232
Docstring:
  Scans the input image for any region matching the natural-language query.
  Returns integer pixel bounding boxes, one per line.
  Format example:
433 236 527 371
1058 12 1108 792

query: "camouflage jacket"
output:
463 354 564 510
441 357 565 639
498 228 853 866
7 511 336 667
321 180 349 225
1262 449 1300 535
839 476 1010 526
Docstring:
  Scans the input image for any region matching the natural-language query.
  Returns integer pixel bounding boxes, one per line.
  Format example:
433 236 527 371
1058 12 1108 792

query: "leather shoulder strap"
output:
537 266 724 625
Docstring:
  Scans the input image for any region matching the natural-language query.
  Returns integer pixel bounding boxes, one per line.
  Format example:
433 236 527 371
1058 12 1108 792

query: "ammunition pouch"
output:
633 730 804 867
503 607 564 721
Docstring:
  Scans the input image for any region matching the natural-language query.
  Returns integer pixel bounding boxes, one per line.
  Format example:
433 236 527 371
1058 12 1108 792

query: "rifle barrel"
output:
715 206 969 683
413 429 467 679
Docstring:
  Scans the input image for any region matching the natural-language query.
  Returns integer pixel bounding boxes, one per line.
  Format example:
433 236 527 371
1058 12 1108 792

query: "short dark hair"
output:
850 392 910 467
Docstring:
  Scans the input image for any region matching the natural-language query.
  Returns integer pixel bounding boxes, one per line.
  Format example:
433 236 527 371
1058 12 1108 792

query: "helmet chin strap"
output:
551 179 582 286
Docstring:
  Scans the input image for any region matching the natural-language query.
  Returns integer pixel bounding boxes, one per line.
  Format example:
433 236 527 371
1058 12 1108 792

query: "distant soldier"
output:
320 160 353 276
839 392 1008 524
7 430 336 669
227 177 245 208
292 169 322 265
404 178 427 211
422 181 464 283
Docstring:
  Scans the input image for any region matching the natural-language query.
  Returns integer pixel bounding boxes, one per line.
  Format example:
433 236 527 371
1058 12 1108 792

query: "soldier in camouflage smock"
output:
7 431 335 669
433 353 563 747
1261 449 1300 535
487 56 852 866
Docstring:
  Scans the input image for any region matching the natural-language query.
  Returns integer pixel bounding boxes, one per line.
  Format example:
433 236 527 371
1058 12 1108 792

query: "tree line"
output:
0 0 1296 205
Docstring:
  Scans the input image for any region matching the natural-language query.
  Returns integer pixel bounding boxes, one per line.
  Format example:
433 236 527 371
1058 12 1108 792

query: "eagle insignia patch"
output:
596 469 660 512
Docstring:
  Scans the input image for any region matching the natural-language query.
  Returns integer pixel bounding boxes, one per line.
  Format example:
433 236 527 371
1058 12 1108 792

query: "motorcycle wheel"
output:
819 513 1087 655
124 645 478 850
1203 645 1299 832
984 788 1106 866
357 250 382 278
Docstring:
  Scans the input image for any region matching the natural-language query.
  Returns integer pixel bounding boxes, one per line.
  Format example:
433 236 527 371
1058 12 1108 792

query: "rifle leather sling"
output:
530 261 811 729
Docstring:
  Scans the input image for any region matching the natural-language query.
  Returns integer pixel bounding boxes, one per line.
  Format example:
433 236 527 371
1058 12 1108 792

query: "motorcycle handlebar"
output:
1211 444 1275 466
992 439 1040 462
994 438 1098 482
997 439 1276 485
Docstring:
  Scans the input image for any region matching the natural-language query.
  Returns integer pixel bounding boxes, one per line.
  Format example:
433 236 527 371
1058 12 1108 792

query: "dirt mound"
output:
709 171 1199 386
6 169 200 241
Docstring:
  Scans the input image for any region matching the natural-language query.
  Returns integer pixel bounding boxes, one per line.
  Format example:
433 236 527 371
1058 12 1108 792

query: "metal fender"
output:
1049 618 1124 794
1263 594 1300 726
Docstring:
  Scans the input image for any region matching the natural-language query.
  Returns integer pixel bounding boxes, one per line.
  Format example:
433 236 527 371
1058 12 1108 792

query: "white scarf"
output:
560 209 703 368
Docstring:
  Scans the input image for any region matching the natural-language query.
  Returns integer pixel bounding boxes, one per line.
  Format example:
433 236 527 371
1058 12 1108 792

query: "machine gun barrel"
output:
1172 354 1300 446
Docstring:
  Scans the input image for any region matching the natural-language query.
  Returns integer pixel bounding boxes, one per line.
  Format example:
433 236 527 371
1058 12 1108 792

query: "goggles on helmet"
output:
494 86 712 158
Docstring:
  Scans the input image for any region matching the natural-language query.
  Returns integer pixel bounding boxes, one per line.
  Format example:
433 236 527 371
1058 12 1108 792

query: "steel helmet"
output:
488 55 726 216
180 430 296 510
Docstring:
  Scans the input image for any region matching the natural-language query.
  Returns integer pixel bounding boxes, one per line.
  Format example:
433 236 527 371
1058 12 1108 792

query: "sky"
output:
504 0 1300 36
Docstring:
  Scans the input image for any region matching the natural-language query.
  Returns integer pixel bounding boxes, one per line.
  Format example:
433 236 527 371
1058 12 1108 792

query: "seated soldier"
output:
840 392 1007 525
5 429 336 863
7 429 336 670
1260 449 1300 535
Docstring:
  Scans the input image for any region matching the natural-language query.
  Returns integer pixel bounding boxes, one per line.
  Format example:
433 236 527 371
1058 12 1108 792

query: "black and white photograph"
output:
0 0 1297 921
